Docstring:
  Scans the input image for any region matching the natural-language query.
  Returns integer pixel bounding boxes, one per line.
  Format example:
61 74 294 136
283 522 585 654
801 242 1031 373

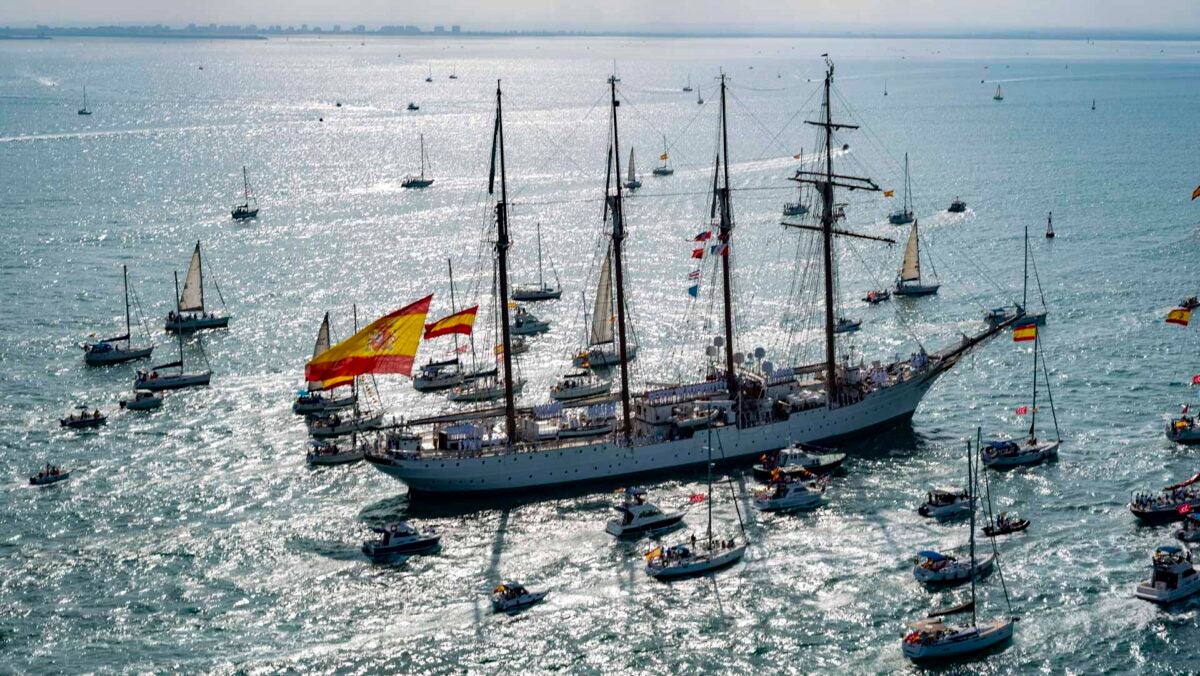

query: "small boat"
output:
424 67 433 83
1175 513 1200 543
307 411 385 438
29 464 70 486
77 86 91 115
894 221 940 297
752 475 824 512
557 404 616 439
165 242 231 333
982 512 1029 537
335 101 342 107
573 343 636 369
697 88 704 105
862 289 890 304
1168 414 1200 444
512 222 562 301
652 135 674 176
401 134 434 188
1091 99 1096 111
82 265 154 366
1135 545 1200 604
449 67 458 80
1045 211 1055 239
1181 296 1200 311
510 306 550 335
293 390 357 414
491 583 546 613
605 487 685 537
139 282 213 392
412 358 466 392
903 617 1015 663
119 389 163 411
887 153 915 225
60 407 106 429
783 201 809 217
682 75 693 92
362 521 440 560
1130 473 1200 523
448 376 524 403
980 438 1059 469
623 148 641 190
306 440 365 466
230 166 259 220
833 317 861 334
574 251 638 368
913 549 995 586
947 198 967 213
918 487 970 519
550 371 611 402
751 446 846 481
993 85 1004 101
406 102 419 111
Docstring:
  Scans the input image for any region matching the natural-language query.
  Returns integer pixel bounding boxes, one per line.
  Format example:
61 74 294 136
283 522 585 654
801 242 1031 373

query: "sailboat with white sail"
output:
135 272 213 391
573 248 639 369
306 305 385 438
165 241 231 333
231 166 259 220
366 61 1018 497
888 153 915 225
293 312 358 414
893 221 940 296
402 134 435 189
623 148 641 190
81 265 154 366
512 222 562 301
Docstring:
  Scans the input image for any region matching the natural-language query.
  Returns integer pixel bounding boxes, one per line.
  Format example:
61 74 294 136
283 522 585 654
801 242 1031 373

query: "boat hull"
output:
30 472 70 486
84 345 153 366
895 284 940 297
1135 575 1200 604
646 544 747 579
136 373 211 391
512 288 562 302
165 316 230 333
605 512 685 537
903 619 1014 662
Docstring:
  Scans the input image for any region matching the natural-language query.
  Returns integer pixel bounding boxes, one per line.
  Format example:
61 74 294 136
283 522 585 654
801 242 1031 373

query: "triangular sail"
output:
179 243 204 312
312 313 331 359
590 249 614 345
900 224 921 282
627 148 636 183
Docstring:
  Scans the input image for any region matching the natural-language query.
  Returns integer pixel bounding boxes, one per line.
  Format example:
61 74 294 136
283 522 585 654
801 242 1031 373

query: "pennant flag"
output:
884 189 895 198
1167 308 1192 326
659 152 669 161
691 248 705 259
305 295 433 385
1012 325 1037 342
423 305 478 340
688 270 701 280
455 344 470 354
1193 184 1200 200
644 546 663 561
694 231 713 242
710 243 729 257
687 284 700 298
1192 374 1200 386
1015 405 1029 415
689 492 706 503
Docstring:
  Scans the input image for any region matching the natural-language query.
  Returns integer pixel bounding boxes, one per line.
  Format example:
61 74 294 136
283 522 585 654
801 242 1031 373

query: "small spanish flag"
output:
644 546 663 561
1167 308 1192 326
423 305 478 340
884 190 895 198
1012 325 1037 342
659 152 668 161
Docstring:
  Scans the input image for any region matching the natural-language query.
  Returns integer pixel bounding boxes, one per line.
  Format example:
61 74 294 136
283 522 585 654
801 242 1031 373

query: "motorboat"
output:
833 317 861 334
752 445 846 481
912 549 995 586
60 407 106 429
783 202 809 217
1135 545 1200 604
1181 296 1200 311
307 440 365 466
1129 473 1200 524
1167 415 1200 445
903 617 1015 663
1175 513 1200 543
292 390 357 415
982 512 1029 537
557 404 616 439
550 372 611 402
980 438 1059 469
605 487 685 537
29 464 70 486
862 289 890 304
947 198 967 213
412 358 465 393
918 487 970 519
510 306 550 335
361 521 440 560
119 389 163 411
306 411 385 438
491 583 547 612
752 476 824 512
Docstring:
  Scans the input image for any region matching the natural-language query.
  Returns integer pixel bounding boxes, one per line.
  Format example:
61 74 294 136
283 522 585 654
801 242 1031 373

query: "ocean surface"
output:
3 34 1200 673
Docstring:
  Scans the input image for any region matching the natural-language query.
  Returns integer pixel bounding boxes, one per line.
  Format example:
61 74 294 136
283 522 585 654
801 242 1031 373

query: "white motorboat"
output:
412 358 465 392
918 487 970 519
1135 545 1200 604
307 411 385 438
60 407 106 428
82 265 154 366
862 289 890 304
362 521 440 560
307 440 365 466
119 389 163 411
903 617 1015 663
165 242 231 333
550 372 611 402
512 222 562 301
752 476 824 512
752 445 846 481
511 306 550 335
605 487 685 537
1175 514 1200 543
491 583 547 612
913 549 995 585
980 438 1059 469
29 464 70 486
558 404 616 439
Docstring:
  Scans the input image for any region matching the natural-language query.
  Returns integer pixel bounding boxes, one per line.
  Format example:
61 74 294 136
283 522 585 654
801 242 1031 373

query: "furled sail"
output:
178 242 204 312
899 224 921 282
627 148 636 183
590 249 614 345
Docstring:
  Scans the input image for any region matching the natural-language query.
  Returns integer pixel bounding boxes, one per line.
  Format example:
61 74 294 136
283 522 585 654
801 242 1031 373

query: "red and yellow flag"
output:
1192 184 1200 201
1167 308 1192 326
423 305 478 340
1012 325 1037 342
884 189 895 198
305 295 432 385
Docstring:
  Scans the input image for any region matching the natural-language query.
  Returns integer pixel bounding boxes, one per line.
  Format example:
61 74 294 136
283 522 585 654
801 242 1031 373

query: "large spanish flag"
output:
305 295 433 384
1012 325 1037 342
1168 308 1192 326
424 305 478 340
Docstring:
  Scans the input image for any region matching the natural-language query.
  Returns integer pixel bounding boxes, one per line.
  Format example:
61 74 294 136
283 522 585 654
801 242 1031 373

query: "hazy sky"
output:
3 0 1200 33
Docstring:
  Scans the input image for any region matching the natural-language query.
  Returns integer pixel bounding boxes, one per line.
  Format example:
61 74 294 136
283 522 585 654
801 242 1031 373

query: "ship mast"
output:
607 75 634 442
715 73 737 401
489 80 518 441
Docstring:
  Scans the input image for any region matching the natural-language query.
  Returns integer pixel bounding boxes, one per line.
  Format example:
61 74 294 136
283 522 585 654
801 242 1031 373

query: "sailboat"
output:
1045 211 1055 239
883 80 888 97
893 221 940 296
165 242 231 332
652 136 674 177
231 166 259 220
512 223 562 301
77 86 91 115
293 312 358 414
82 265 154 366
783 148 809 217
903 438 1016 662
888 153 915 225
573 249 639 369
425 66 433 83
306 305 385 439
401 134 434 189
366 61 1016 497
985 226 1047 327
993 85 1004 101
682 75 693 92
449 66 458 80
134 272 213 391
415 259 495 392
981 326 1060 469
623 148 642 190
697 87 704 105
1091 99 1096 111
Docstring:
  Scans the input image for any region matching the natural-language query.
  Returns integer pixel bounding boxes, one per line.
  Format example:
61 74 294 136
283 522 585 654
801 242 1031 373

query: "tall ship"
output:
366 61 1019 496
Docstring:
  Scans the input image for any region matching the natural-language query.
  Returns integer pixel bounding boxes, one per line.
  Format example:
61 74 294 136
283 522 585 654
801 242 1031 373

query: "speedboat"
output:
60 408 106 428
29 464 70 486
510 306 550 335
362 521 440 560
982 512 1030 537
1135 545 1200 604
918 488 970 519
752 445 846 481
550 372 611 402
605 487 685 537
644 537 747 580
491 583 547 612
119 389 163 411
782 202 809 217
412 358 465 392
980 438 1059 469
912 549 995 586
406 102 419 111
1130 475 1200 524
292 390 357 414
752 476 824 512
947 198 967 213
833 317 861 334
1167 415 1200 445
306 411 385 438
307 440 365 466
862 289 890 304
902 617 1015 663
1175 514 1200 543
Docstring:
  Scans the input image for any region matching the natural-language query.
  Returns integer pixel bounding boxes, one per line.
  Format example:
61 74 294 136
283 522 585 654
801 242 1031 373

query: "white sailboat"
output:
888 153 915 225
573 249 638 369
402 134 434 189
82 265 154 365
993 85 1004 101
682 75 693 93
135 272 213 391
623 147 641 190
231 166 259 220
893 221 940 296
512 222 562 301
165 241 231 332
293 313 358 415
77 86 91 115
652 135 674 177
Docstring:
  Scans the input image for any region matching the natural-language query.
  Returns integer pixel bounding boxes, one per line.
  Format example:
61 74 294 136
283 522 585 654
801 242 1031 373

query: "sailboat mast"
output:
448 258 461 357
819 62 839 404
706 433 714 547
1023 225 1029 310
352 304 359 414
608 75 634 443
968 438 978 628
243 167 250 201
1030 331 1039 439
123 264 131 340
536 222 544 288
195 241 205 312
717 74 738 401
492 81 518 441
419 134 427 180
174 272 184 368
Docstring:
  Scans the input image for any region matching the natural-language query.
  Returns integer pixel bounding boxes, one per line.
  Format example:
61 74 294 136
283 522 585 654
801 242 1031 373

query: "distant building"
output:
353 25 366 33
434 25 445 33
451 25 461 34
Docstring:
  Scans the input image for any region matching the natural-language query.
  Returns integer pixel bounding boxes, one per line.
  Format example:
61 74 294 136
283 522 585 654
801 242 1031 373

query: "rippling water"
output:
4 34 1200 672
